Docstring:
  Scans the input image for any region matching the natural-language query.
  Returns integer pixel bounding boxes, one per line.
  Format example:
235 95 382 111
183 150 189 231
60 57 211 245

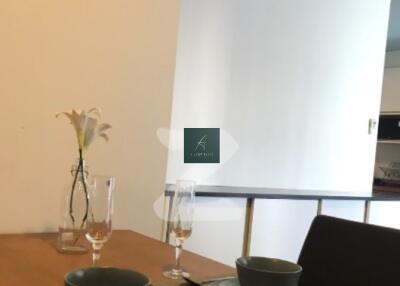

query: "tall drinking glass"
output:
163 180 195 279
85 175 115 266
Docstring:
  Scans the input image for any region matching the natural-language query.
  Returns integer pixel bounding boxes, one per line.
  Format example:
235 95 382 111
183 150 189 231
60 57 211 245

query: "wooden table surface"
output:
0 230 235 286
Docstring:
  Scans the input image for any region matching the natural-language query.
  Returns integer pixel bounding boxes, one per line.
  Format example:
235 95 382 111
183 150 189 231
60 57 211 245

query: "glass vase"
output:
57 159 90 254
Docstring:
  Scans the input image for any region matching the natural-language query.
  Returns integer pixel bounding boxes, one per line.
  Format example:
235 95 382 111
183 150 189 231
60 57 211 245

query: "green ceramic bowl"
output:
236 257 302 286
64 267 150 286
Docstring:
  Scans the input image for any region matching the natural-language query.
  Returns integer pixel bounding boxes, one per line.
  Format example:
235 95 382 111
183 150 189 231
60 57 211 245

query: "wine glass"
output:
163 180 195 279
85 175 115 266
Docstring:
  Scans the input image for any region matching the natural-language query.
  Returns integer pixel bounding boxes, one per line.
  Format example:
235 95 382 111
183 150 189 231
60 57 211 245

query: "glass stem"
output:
92 243 103 266
175 238 183 272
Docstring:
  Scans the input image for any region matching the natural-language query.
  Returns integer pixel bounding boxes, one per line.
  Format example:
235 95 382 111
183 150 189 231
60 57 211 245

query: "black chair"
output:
298 215 400 286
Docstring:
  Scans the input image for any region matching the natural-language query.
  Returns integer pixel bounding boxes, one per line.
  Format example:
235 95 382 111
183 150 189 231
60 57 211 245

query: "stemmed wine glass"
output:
85 175 115 266
163 180 195 279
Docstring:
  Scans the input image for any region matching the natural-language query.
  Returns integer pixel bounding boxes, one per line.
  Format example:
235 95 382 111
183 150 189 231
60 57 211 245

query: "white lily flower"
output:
56 108 112 152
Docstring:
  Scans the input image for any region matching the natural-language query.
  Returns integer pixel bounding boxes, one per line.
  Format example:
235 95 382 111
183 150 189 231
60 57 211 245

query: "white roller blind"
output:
167 0 390 193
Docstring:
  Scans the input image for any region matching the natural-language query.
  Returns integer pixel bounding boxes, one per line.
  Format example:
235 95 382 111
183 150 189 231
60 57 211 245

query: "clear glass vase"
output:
57 159 90 254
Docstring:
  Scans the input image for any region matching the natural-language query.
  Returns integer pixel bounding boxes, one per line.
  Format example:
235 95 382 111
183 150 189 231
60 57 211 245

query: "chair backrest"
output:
298 215 400 286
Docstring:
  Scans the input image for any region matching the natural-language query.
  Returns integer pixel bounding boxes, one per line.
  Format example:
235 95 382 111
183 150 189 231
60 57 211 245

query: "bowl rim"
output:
64 266 151 286
236 256 303 275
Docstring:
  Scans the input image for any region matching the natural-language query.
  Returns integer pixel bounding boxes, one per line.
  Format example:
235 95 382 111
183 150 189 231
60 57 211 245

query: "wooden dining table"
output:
0 230 235 286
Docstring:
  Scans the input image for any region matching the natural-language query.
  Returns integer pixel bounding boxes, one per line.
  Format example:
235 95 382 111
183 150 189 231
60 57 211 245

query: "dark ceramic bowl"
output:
236 257 302 286
64 267 150 286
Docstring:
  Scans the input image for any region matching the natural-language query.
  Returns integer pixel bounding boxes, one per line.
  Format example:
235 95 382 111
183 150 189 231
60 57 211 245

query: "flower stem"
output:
69 155 82 225
79 149 89 229
69 149 89 246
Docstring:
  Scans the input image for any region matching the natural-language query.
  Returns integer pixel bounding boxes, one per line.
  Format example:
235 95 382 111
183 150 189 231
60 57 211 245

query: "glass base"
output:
163 268 190 280
57 244 88 254
57 227 88 254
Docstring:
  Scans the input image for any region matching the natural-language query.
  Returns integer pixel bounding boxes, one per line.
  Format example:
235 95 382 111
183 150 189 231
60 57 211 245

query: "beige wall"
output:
0 0 179 238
